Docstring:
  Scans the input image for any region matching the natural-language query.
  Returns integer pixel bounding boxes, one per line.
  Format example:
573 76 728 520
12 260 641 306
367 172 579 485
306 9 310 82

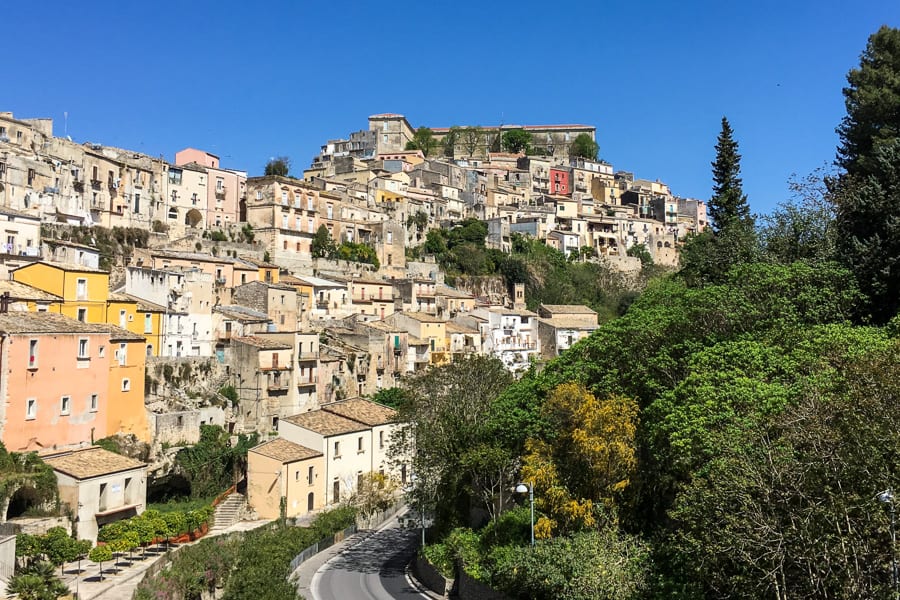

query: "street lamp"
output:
409 473 426 548
878 489 898 599
515 481 534 547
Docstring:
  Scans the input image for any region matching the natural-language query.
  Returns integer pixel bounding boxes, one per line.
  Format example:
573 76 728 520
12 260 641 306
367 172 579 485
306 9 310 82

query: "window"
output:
295 470 300 482
26 398 37 420
357 471 364 490
76 308 86 322
168 169 182 185
386 231 393 244
122 378 131 391
144 313 152 333
90 393 98 412
308 466 314 484
281 191 288 205
333 441 340 457
117 343 127 366
119 309 127 327
28 339 38 368
256 190 262 200
216 177 224 191
379 430 384 449
60 396 71 415
98 345 105 358
78 338 89 359
76 278 87 300
357 436 364 453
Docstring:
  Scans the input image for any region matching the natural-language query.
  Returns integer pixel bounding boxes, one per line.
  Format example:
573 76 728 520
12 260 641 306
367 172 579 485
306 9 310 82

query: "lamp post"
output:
879 489 898 599
409 473 426 548
515 481 534 547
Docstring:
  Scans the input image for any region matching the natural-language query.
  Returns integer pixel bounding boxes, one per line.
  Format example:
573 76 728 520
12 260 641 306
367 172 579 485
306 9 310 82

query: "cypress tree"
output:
709 117 752 233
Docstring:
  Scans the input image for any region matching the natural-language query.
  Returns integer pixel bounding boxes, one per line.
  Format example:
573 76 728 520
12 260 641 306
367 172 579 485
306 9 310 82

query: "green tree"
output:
390 355 514 530
836 26 900 180
371 387 408 409
88 545 113 581
626 243 653 267
442 126 461 158
680 118 757 285
569 133 599 160
175 425 258 499
461 127 483 156
405 127 439 157
709 117 752 233
759 169 837 264
502 128 532 154
829 26 900 323
264 156 290 177
311 224 337 259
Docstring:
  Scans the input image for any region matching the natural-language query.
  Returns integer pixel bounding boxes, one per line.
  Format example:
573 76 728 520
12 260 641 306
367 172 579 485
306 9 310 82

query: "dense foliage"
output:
133 506 356 600
173 425 258 499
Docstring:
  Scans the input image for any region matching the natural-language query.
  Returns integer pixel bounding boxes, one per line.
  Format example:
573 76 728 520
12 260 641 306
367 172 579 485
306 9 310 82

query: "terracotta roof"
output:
538 317 600 330
13 260 108 274
399 312 446 323
539 304 597 315
250 438 322 463
233 336 291 350
0 280 62 302
0 312 130 336
108 292 136 303
44 447 145 480
321 398 397 427
214 305 270 322
446 321 479 334
435 285 473 299
0 206 41 220
282 411 369 437
238 256 280 269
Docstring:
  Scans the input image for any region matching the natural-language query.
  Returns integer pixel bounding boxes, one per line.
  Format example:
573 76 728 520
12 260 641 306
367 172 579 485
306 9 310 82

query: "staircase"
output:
210 492 246 533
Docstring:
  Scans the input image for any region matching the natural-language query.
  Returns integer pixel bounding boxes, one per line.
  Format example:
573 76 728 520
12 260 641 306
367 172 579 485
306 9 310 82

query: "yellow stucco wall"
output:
106 338 150 441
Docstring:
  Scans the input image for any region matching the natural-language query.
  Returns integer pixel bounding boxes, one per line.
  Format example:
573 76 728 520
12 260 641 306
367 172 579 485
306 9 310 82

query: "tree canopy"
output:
406 127 439 157
569 133 599 160
502 129 532 154
264 156 290 177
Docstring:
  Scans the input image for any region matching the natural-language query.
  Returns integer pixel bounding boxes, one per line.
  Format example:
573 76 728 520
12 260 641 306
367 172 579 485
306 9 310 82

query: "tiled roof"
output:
13 260 108 274
44 447 145 480
446 321 479 334
214 305 270 322
0 312 130 336
538 317 600 330
121 294 167 313
400 312 446 323
0 206 41 220
539 304 597 315
233 336 291 350
250 438 321 463
321 398 397 427
0 280 62 302
283 411 369 437
435 285 474 299
238 256 280 269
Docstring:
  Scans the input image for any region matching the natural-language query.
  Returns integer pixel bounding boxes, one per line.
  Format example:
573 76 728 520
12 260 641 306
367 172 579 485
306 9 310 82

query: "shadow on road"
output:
323 527 416 577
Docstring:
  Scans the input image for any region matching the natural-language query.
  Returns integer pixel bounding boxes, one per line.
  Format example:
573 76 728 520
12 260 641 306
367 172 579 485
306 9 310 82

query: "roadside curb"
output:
405 561 445 600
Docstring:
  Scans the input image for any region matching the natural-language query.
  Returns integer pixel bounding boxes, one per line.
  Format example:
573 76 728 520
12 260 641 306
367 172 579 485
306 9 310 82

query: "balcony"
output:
297 377 317 387
91 179 103 190
215 187 226 199
218 331 233 341
215 277 227 287
297 352 318 361
267 382 289 392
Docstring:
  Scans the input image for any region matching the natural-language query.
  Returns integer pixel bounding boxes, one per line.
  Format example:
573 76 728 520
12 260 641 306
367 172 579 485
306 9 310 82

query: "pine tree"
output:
709 117 752 233
832 26 900 323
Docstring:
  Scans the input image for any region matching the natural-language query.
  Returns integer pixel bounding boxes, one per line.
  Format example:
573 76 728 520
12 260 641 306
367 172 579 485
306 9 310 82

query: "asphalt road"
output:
311 517 429 600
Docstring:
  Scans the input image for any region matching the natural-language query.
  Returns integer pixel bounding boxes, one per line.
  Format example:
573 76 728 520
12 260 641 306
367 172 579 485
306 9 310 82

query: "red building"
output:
549 167 571 196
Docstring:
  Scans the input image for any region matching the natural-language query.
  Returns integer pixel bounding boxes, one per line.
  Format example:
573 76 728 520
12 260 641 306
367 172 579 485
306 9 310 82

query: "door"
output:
307 492 314 512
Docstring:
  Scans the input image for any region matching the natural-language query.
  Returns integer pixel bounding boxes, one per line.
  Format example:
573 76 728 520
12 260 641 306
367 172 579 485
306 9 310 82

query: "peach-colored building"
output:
247 438 324 519
175 148 246 229
0 312 134 453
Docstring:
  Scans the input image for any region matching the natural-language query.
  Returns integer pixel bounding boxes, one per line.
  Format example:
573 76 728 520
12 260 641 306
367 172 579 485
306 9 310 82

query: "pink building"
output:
0 313 123 452
175 148 246 229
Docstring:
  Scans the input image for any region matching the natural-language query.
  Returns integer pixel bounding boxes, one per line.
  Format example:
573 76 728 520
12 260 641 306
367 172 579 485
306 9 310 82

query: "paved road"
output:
311 517 429 600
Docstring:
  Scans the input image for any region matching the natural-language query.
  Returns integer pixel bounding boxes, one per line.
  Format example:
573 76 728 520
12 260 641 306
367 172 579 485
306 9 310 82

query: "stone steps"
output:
210 493 246 531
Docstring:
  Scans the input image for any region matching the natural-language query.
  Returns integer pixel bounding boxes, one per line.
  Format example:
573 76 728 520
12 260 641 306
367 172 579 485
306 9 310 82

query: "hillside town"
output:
0 109 706 590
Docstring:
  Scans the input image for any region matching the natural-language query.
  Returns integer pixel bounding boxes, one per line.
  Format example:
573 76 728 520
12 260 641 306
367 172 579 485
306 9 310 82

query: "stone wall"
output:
412 554 453 597
451 274 508 302
456 570 512 600
145 356 229 404
149 407 227 446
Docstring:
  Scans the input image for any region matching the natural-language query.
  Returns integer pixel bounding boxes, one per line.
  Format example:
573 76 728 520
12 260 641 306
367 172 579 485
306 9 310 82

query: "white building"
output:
473 306 539 373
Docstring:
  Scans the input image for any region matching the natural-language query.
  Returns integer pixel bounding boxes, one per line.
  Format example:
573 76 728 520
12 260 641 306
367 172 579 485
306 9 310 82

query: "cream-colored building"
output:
247 438 324 520
44 446 147 542
277 399 400 505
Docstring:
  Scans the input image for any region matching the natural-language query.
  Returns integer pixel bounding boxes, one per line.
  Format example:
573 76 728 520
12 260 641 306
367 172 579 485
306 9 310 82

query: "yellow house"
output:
106 293 165 357
247 438 324 519
107 329 150 441
12 261 110 323
239 257 280 285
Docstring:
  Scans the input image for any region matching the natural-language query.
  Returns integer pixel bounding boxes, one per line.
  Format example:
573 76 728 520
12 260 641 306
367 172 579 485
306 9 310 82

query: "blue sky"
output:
2 1 897 214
